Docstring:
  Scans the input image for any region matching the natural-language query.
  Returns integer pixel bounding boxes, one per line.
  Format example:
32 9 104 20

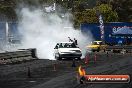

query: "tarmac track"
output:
31 55 132 88
30 53 132 88
0 52 132 88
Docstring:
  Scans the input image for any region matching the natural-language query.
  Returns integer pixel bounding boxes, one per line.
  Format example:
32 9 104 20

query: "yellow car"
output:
87 41 107 52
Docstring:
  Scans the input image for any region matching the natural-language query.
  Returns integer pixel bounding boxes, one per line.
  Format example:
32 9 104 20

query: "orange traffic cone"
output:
72 59 76 67
76 73 80 84
27 67 31 78
106 51 109 57
84 54 89 65
94 54 97 62
53 64 56 71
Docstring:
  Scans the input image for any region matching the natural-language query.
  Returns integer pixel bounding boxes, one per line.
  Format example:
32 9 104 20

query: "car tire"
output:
77 57 81 60
55 54 61 60
55 55 58 60
92 50 95 52
55 56 62 60
97 47 100 52
58 57 62 60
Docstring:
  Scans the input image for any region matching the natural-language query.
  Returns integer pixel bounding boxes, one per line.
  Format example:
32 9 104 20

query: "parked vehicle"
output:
87 41 107 52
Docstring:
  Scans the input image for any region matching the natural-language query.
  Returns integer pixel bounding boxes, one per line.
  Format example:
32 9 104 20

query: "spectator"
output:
74 38 78 45
68 37 73 42
59 43 63 48
64 43 68 48
71 43 76 48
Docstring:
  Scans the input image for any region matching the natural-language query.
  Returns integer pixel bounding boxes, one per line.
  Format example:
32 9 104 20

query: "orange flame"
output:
78 66 86 76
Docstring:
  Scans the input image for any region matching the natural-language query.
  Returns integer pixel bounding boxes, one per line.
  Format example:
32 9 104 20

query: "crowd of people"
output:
54 37 78 49
68 37 78 45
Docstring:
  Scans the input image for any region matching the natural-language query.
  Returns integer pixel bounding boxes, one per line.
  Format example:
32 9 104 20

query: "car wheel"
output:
55 56 58 60
77 57 81 60
55 54 61 60
58 57 62 60
92 50 95 52
97 47 100 52
56 56 62 60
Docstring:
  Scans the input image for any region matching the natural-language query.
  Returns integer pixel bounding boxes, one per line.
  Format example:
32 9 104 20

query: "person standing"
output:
74 38 78 45
68 37 73 42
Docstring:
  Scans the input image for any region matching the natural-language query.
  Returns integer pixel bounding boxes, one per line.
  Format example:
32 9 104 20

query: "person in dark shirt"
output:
74 38 78 45
71 43 76 48
59 43 63 48
68 37 73 42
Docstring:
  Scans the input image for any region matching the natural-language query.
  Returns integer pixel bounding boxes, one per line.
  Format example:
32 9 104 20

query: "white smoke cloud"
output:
17 6 93 60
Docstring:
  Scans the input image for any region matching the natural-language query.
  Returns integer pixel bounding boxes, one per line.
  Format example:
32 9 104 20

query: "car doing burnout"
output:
54 42 82 60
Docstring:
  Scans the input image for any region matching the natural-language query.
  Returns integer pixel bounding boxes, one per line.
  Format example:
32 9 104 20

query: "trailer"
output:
81 22 132 45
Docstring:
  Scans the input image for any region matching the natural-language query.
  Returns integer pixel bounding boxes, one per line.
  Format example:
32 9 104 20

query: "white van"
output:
54 42 82 60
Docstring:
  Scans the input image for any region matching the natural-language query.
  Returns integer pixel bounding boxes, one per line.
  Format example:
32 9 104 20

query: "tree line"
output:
73 0 132 27
0 0 131 25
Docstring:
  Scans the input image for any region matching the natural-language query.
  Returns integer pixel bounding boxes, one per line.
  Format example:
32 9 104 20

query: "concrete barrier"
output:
0 48 38 64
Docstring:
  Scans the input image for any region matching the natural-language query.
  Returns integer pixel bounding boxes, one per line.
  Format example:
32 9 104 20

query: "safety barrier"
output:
106 45 132 53
0 48 38 64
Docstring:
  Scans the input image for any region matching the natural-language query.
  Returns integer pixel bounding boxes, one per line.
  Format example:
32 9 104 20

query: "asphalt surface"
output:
0 52 132 88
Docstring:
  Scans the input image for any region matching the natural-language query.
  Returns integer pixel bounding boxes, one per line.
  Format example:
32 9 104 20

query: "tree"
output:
73 9 98 26
74 4 118 27
109 0 132 22
95 4 118 22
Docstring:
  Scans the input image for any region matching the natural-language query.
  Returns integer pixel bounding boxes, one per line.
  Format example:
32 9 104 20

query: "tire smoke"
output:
17 6 93 60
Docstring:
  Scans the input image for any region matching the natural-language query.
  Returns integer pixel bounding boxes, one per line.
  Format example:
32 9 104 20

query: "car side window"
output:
71 43 76 48
59 43 63 48
64 43 68 48
55 46 58 49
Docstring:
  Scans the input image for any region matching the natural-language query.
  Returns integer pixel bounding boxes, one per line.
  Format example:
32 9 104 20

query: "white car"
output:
54 42 82 60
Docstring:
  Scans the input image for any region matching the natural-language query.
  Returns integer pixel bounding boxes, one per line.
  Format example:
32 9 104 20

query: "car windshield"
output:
57 43 77 48
93 42 102 45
